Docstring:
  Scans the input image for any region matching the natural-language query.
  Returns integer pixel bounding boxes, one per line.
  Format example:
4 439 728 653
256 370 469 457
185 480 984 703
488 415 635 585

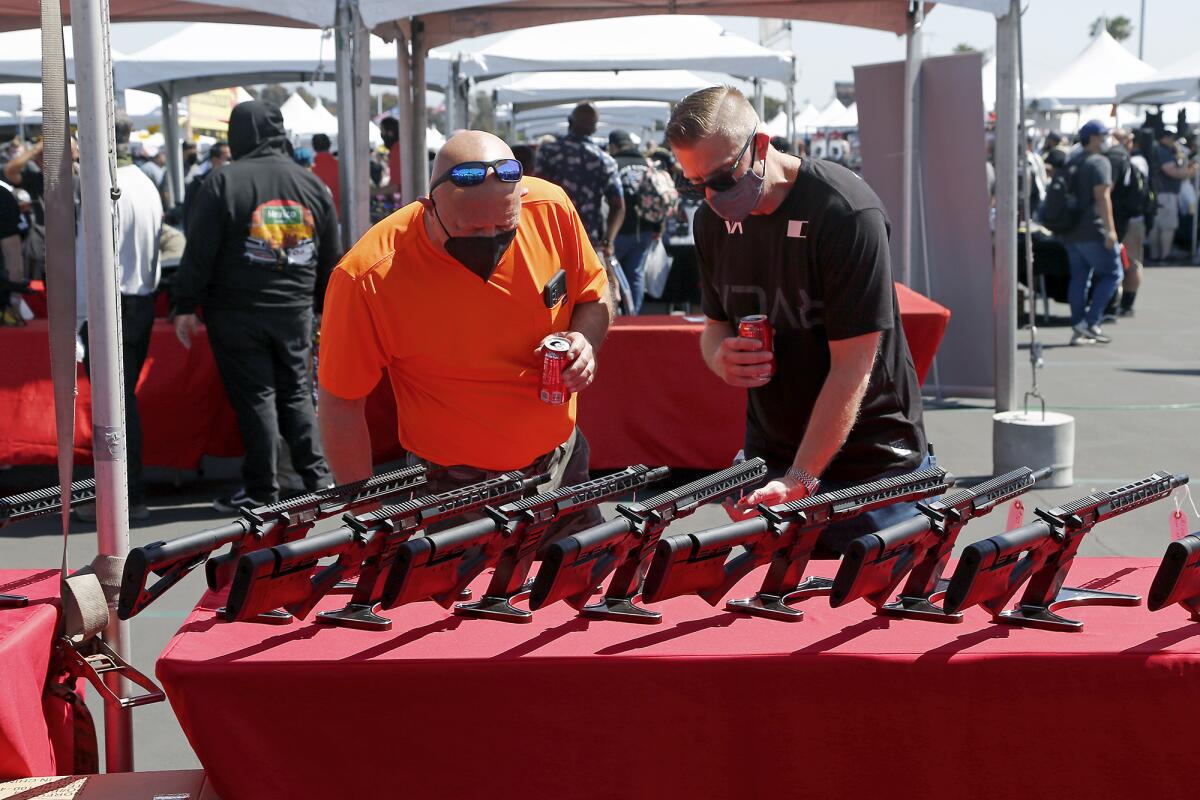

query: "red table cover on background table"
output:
0 570 74 780
158 558 1198 800
0 285 949 471
21 281 171 320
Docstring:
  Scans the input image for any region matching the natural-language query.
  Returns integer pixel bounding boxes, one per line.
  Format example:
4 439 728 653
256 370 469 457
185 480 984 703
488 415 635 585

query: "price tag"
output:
1006 499 1024 531
1171 509 1191 541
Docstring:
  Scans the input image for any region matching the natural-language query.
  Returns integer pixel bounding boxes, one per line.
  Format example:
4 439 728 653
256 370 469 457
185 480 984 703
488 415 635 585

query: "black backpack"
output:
1107 147 1143 234
1040 157 1081 234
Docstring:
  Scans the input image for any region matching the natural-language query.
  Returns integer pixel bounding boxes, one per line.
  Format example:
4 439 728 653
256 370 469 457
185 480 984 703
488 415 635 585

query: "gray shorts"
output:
403 427 605 548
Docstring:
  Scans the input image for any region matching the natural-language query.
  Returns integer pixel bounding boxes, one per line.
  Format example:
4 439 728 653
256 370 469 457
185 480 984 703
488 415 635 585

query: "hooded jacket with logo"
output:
174 101 340 315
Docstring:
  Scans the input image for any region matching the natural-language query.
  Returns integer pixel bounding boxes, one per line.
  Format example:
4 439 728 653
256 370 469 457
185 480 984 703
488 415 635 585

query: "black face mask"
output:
432 201 517 282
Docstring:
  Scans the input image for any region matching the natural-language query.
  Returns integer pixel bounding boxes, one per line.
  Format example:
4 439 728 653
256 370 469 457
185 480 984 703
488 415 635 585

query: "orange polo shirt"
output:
318 176 608 470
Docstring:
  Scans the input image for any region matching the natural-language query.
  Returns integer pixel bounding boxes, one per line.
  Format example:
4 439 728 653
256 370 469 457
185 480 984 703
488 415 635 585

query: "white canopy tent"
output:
814 97 846 126
490 69 713 110
506 100 671 126
1028 29 1155 110
1116 51 1200 105
795 102 821 131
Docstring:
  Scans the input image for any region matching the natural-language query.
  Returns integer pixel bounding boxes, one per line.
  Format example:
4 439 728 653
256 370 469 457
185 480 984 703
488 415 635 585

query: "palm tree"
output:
1089 15 1134 42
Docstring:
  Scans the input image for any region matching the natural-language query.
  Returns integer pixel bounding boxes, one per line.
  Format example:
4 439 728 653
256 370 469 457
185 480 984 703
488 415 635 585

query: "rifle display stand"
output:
726 576 835 622
0 594 28 608
332 579 358 593
580 595 661 624
454 582 534 623
317 602 392 631
998 586 1141 632
216 606 293 625
880 580 963 623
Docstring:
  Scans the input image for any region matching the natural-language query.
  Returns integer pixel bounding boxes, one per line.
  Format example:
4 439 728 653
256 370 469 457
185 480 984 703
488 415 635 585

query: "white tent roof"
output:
1116 51 1200 105
795 103 821 130
439 16 793 82
826 101 858 129
1029 29 1155 110
280 92 326 136
814 98 846 126
507 100 671 124
491 69 713 108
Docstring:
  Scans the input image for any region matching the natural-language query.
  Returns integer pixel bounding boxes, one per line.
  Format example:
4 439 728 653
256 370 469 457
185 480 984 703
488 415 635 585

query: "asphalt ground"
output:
1 263 1196 771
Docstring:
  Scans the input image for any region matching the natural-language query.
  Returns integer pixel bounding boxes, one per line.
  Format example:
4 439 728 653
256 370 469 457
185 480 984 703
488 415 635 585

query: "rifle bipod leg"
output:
998 585 1140 632
454 580 534 623
316 602 392 631
0 594 28 608
879 580 963 623
726 576 835 622
580 593 661 624
216 605 293 625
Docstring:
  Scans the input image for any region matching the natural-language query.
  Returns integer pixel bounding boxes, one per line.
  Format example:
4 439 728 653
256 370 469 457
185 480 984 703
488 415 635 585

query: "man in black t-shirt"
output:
666 86 929 554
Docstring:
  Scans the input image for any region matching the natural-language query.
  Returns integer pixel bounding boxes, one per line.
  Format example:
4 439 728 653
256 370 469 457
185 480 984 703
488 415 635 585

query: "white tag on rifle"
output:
1005 499 1024 531
1171 486 1199 541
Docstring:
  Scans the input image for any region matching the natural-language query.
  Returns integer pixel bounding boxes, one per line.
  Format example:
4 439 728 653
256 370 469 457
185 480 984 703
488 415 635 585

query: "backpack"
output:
1106 147 1142 232
618 160 678 226
1040 157 1081 234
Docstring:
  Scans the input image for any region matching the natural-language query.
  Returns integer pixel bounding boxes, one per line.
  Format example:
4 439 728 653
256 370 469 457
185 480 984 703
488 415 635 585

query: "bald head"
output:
426 129 526 242
568 103 598 136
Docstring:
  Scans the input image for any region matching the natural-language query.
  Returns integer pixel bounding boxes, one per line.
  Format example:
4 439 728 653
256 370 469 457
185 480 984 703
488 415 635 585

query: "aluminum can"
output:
738 314 774 380
539 336 571 404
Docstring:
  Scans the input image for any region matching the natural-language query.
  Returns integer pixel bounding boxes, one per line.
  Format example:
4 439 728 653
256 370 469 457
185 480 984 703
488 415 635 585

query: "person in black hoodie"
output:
173 100 338 511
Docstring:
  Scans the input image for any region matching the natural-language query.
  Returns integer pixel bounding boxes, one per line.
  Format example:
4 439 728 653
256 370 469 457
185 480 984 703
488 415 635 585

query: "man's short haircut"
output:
312 133 331 152
665 86 757 148
210 140 230 160
114 113 132 146
380 116 399 134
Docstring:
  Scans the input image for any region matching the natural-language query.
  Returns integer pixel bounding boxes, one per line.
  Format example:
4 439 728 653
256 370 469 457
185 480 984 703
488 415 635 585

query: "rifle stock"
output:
641 518 770 605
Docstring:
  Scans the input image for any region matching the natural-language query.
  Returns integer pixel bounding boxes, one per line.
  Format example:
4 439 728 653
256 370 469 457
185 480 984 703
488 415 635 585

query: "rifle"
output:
381 465 671 623
943 471 1188 631
222 472 542 630
641 467 954 622
1149 533 1200 622
529 459 767 623
830 466 1050 622
1 479 97 608
117 465 428 621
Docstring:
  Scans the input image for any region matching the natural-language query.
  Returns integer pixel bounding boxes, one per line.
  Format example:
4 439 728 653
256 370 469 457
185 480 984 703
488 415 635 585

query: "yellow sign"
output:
187 88 240 134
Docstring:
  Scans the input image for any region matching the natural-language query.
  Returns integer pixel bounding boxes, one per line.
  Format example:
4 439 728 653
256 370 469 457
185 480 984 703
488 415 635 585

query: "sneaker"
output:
1070 322 1095 346
1116 306 1135 318
212 488 270 514
1086 324 1112 344
1101 313 1118 324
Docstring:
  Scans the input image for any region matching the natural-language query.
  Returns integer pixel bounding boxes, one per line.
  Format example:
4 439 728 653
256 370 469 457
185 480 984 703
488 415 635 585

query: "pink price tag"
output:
1170 509 1191 541
1005 500 1024 531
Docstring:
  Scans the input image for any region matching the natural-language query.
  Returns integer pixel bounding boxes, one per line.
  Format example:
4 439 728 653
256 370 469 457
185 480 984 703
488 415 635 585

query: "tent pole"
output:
395 24 414 204
353 7 370 240
445 56 458 134
786 56 796 149
411 17 429 198
69 0 134 771
160 87 183 207
993 0 1019 413
901 1 923 288
335 0 369 246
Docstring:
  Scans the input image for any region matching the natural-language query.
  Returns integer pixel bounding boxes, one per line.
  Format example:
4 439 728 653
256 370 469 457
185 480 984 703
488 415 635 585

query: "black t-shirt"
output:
0 183 20 276
695 157 927 481
1062 151 1111 243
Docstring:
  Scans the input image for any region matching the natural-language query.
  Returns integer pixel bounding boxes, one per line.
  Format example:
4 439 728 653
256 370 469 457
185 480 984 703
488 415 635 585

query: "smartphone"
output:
543 269 567 309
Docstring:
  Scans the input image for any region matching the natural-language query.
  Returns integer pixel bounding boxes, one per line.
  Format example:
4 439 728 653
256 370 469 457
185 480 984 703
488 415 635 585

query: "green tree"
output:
1089 15 1134 42
953 42 979 54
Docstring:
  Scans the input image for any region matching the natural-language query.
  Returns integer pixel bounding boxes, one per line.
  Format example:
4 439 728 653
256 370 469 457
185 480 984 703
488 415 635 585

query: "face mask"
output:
705 158 765 223
432 201 517 281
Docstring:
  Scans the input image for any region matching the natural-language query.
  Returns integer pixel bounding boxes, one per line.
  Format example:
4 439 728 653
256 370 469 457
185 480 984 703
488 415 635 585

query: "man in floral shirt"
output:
535 102 625 264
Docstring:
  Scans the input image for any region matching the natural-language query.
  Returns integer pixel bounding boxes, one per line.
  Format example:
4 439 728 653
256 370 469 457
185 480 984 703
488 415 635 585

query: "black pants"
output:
81 293 155 505
205 306 330 502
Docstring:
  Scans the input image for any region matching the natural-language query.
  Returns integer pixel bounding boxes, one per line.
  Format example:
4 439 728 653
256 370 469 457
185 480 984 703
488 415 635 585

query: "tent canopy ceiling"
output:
1115 51 1200 105
490 69 713 109
436 15 794 82
1029 29 1155 109
507 100 671 124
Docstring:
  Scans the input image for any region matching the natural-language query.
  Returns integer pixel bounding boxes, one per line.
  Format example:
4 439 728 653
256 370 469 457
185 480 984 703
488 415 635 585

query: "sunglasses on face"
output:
430 158 523 191
676 131 756 197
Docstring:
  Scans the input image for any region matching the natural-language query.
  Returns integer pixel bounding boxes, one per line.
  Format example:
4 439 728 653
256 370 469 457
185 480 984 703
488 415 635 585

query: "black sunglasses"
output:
430 158 523 191
676 131 756 197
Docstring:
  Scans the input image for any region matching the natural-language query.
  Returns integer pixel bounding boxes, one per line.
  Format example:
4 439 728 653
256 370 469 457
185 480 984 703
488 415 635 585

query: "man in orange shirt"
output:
311 133 339 214
318 130 611 540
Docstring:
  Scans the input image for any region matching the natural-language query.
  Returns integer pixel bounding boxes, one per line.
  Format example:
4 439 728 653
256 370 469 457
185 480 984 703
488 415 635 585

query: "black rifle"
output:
831 467 1050 622
117 465 427 621
529 459 767 623
382 465 670 623
641 467 954 622
1 479 96 608
943 471 1188 631
223 472 543 630
1149 533 1200 621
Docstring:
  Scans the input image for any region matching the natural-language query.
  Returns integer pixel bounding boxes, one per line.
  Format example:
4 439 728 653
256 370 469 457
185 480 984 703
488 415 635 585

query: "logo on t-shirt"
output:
787 220 809 238
724 220 744 235
245 199 317 268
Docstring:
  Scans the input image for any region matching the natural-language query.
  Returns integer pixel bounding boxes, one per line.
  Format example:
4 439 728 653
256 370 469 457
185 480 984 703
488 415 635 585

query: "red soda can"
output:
738 314 774 380
539 336 571 404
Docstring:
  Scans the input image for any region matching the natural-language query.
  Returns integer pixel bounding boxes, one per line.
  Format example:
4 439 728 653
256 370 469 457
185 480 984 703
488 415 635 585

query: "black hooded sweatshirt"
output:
174 100 340 315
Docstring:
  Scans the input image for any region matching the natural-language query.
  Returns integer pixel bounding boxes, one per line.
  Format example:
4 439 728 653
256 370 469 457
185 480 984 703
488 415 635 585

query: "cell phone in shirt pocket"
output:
543 268 567 309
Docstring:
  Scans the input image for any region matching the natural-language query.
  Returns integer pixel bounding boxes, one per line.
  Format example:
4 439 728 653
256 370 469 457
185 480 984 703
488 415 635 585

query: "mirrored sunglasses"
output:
675 132 755 198
431 158 524 191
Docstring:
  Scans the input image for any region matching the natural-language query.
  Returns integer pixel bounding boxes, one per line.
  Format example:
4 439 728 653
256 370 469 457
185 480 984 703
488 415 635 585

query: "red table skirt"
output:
157 558 1199 800
0 570 76 780
0 284 949 471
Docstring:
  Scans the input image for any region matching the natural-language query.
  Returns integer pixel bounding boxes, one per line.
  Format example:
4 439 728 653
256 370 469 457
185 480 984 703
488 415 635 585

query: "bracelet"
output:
784 466 820 495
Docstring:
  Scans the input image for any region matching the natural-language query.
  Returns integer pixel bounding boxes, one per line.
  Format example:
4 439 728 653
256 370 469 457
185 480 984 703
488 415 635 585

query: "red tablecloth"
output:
0 285 949 471
158 558 1197 800
0 570 74 780
22 281 170 319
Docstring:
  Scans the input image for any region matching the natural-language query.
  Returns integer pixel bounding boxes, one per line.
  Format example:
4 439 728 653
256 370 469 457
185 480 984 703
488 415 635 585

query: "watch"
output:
784 466 820 495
